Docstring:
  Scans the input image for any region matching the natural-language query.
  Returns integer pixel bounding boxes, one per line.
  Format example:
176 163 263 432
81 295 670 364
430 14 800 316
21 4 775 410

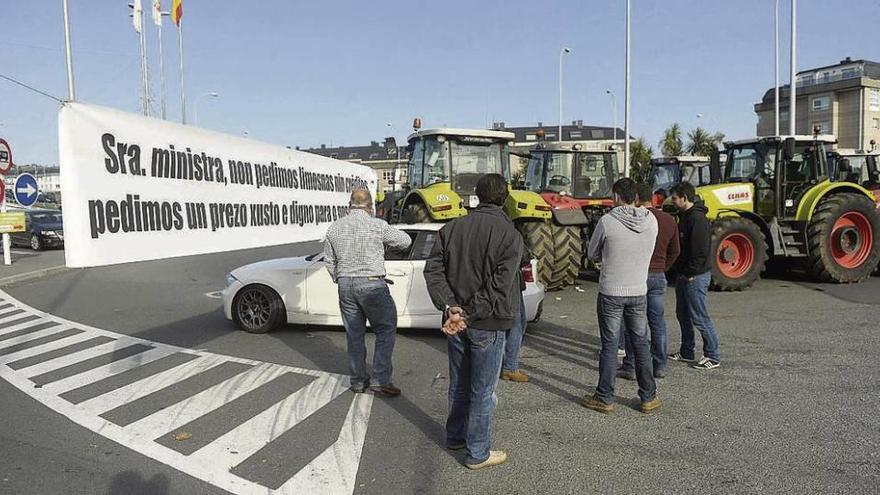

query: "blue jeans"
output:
502 295 526 372
337 277 397 387
675 272 720 362
447 327 506 465
595 294 656 404
622 272 669 373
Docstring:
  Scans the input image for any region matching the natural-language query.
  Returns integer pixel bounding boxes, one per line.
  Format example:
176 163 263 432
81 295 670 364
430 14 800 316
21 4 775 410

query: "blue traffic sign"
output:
14 173 39 207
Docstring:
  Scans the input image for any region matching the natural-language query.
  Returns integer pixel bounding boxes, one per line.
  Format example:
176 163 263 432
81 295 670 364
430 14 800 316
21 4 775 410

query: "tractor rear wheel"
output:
807 193 880 282
401 203 431 224
709 217 767 291
519 222 554 288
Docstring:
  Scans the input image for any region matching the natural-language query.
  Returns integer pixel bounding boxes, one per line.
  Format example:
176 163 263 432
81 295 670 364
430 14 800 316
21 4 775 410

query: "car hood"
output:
230 256 318 278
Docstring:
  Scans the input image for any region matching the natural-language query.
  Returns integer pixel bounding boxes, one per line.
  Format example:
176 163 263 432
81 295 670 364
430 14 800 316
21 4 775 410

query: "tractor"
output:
694 134 880 291
827 148 880 203
648 155 713 207
522 140 620 283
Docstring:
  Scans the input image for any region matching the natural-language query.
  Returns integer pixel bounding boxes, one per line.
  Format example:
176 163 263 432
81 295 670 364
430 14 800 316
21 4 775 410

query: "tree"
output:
659 123 683 157
628 137 654 183
686 127 726 156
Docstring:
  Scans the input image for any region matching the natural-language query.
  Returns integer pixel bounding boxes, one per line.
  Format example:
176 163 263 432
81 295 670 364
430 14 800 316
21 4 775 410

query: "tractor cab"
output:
648 156 711 206
524 142 618 206
827 148 880 194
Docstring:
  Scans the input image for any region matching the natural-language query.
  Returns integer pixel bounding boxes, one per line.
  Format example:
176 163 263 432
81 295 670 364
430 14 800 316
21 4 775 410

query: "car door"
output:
10 212 30 246
305 234 415 316
405 230 443 316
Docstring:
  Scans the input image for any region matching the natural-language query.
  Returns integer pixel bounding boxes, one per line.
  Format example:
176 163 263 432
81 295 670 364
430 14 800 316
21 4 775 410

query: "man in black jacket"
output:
424 173 522 470
669 183 721 370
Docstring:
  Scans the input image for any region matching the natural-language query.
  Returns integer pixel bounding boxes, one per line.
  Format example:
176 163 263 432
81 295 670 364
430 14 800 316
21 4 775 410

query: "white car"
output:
222 224 545 333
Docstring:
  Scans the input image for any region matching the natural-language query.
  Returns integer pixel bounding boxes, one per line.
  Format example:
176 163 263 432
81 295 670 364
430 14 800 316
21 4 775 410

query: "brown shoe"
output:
579 395 614 414
370 384 401 397
640 397 662 414
466 450 508 470
500 370 530 382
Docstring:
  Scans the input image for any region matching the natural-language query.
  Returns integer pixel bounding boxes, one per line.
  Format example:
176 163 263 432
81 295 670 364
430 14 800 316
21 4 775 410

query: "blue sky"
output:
2 0 879 166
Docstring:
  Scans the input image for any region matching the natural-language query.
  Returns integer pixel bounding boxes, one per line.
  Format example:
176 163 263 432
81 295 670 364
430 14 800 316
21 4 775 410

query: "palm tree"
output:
686 127 726 156
628 137 654 183
659 123 683 157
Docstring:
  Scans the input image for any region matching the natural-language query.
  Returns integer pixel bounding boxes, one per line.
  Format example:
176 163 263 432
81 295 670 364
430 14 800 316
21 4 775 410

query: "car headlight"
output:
43 230 58 237
225 273 238 288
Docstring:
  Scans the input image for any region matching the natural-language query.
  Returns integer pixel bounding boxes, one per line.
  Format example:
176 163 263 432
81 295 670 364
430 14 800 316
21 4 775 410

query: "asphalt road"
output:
1 246 879 494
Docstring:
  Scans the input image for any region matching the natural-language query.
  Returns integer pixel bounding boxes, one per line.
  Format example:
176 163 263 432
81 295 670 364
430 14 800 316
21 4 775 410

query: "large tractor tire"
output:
709 216 768 291
806 193 880 283
518 222 554 288
547 225 582 289
401 203 431 224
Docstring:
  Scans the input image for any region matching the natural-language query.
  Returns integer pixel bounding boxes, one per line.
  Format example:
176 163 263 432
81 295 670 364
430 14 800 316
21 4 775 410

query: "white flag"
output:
152 0 162 26
132 0 143 33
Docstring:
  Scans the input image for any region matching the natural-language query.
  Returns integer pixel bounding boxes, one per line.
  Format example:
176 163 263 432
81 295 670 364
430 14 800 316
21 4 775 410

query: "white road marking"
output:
204 291 224 299
0 289 373 495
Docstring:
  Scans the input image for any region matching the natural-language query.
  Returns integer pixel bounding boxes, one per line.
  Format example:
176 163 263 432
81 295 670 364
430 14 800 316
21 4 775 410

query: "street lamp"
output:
605 89 617 142
193 91 219 126
558 47 571 142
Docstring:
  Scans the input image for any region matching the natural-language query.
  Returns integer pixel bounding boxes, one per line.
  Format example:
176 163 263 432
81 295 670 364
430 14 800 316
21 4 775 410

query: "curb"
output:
0 265 70 287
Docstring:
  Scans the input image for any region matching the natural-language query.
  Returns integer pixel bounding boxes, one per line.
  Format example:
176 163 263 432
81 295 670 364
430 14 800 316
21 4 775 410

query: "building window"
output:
873 118 880 130
870 88 880 111
382 170 394 181
545 133 556 140
811 96 831 112
525 134 537 141
812 121 831 134
590 130 604 139
569 131 582 139
348 152 358 159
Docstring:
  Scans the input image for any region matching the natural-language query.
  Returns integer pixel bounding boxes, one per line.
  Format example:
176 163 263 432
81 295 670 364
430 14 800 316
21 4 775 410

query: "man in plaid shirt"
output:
324 188 412 396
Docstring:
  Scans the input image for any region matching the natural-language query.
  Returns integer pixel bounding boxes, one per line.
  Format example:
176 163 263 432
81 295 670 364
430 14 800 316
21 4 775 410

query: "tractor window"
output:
650 164 680 193
525 154 545 192
726 143 773 183
545 153 574 193
408 140 425 188
423 138 450 185
449 142 504 194
785 146 819 183
572 153 614 198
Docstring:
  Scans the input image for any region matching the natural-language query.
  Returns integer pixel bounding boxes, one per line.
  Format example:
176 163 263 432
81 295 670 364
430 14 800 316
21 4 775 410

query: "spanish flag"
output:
171 0 183 26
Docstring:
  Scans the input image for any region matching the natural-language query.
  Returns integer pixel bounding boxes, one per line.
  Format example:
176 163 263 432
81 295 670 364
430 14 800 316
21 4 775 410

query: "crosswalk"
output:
0 289 373 495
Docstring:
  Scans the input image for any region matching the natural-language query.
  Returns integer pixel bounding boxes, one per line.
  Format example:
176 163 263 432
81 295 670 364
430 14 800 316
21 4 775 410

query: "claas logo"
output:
727 191 750 201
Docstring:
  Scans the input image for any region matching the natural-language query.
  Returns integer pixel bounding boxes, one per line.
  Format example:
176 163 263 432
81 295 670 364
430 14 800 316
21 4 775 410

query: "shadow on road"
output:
108 471 169 495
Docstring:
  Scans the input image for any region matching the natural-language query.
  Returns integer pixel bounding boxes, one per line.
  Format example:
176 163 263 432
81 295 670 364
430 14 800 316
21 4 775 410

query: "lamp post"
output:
624 0 631 177
193 92 219 126
605 89 618 142
558 47 571 142
774 0 780 136
789 0 797 136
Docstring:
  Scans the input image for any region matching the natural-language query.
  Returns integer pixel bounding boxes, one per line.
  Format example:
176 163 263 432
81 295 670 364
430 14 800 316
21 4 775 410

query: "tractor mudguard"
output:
552 207 588 226
505 190 552 222
695 183 756 221
795 180 877 221
405 183 467 221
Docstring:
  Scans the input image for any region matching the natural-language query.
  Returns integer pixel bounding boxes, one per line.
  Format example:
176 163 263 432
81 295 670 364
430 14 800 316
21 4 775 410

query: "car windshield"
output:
527 152 614 198
449 140 505 195
30 213 62 223
650 164 680 193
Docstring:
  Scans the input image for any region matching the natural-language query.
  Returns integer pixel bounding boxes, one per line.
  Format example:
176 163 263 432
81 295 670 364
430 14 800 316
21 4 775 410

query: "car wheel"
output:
232 284 285 334
30 234 43 251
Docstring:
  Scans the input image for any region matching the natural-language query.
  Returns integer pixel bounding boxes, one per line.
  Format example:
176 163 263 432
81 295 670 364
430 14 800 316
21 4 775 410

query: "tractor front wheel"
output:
519 222 554 288
547 225 582 289
807 193 880 282
401 203 431 224
709 217 768 291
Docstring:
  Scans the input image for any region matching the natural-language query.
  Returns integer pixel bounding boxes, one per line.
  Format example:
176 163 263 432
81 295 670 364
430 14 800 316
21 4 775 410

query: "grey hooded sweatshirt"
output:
588 205 658 297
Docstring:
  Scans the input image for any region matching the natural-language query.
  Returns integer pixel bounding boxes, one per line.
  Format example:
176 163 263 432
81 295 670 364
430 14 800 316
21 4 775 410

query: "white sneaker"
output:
691 357 721 370
617 348 626 357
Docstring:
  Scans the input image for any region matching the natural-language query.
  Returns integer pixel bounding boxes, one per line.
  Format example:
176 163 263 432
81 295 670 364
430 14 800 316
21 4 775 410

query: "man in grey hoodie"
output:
580 178 661 414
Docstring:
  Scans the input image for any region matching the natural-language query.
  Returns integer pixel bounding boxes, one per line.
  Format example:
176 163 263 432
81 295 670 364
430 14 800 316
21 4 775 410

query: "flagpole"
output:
178 19 186 124
137 12 150 116
62 0 76 100
158 16 166 119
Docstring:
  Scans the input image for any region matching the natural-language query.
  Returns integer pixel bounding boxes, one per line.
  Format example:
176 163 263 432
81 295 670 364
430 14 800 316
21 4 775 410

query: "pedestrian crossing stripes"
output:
0 290 373 495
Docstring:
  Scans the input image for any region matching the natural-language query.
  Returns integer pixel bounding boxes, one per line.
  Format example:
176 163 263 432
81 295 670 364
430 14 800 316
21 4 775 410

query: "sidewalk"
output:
0 247 67 286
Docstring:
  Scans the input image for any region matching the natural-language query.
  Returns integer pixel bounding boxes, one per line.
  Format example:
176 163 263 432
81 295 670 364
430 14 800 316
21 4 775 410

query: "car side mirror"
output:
782 138 796 161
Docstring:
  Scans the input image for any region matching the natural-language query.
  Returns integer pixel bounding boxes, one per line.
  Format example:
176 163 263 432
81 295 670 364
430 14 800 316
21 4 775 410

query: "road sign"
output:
0 211 25 233
14 173 39 207
0 139 12 174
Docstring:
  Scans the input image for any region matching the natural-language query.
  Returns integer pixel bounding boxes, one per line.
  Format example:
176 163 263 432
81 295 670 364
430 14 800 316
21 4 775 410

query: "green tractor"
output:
521 141 620 284
695 134 880 290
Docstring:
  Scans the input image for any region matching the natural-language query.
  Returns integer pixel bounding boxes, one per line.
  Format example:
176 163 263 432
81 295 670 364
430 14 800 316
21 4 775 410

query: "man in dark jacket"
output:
424 173 522 470
619 183 680 379
669 182 721 370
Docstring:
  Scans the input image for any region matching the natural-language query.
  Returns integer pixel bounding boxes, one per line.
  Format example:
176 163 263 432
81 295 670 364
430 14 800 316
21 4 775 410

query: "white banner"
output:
59 102 377 267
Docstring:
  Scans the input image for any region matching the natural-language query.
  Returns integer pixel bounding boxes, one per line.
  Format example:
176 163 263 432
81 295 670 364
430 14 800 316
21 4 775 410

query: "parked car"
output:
9 209 64 251
222 224 545 333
